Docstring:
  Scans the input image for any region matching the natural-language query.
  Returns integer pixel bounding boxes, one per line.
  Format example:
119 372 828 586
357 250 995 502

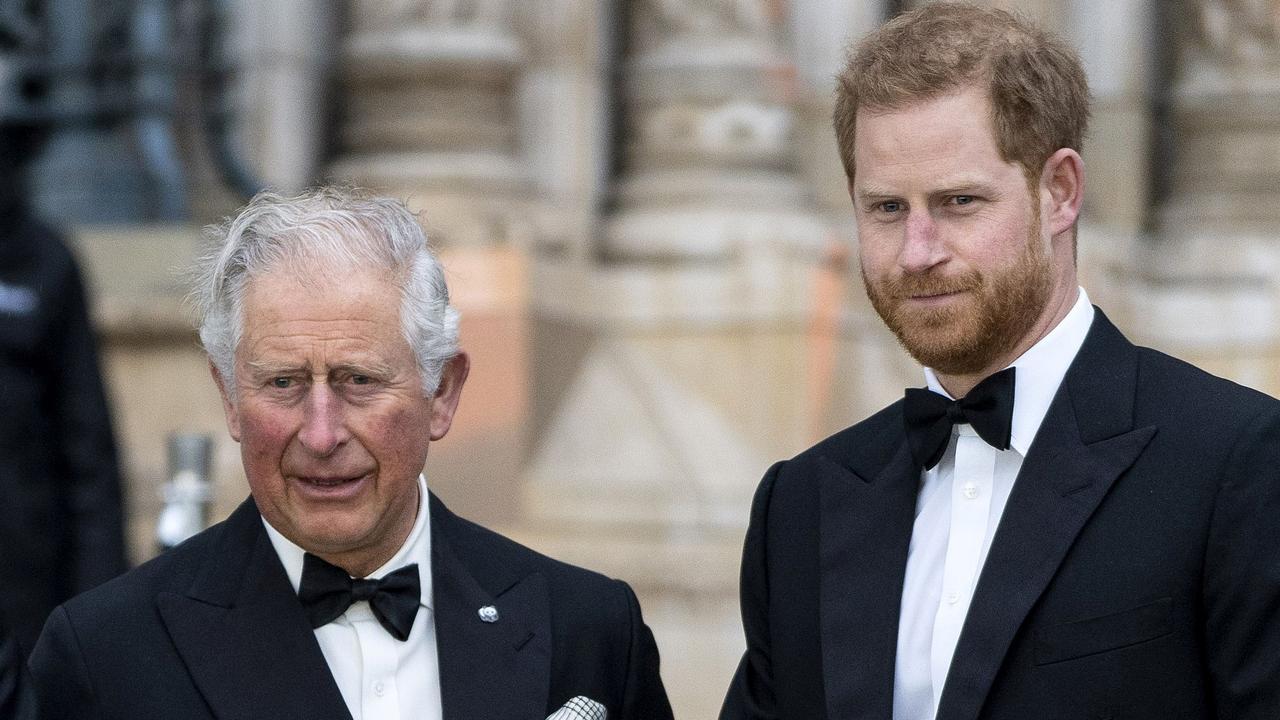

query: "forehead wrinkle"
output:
857 173 1000 198
241 322 400 359
240 316 399 356
241 354 399 379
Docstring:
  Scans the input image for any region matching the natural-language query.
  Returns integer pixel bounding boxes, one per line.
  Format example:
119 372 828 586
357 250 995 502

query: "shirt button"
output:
946 592 960 605
374 681 385 697
962 482 979 499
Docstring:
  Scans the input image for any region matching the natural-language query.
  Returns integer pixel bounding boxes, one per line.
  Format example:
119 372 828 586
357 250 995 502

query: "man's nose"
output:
898 210 946 273
298 384 348 456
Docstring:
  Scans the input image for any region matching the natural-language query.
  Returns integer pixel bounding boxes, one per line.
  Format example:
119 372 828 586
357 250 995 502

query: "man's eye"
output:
271 377 292 389
951 195 975 206
878 201 903 213
351 375 371 385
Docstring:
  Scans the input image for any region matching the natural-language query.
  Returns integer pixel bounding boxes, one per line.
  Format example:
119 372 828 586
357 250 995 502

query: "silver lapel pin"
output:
478 605 500 623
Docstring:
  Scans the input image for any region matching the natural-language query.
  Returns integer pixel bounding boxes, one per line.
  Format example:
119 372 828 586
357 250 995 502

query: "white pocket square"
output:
545 695 606 720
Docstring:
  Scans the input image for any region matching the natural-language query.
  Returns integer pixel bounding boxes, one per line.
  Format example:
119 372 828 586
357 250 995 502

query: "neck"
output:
935 284 1079 398
317 550 394 580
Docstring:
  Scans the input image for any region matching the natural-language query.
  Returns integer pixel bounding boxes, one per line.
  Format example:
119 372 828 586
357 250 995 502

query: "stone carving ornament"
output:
1196 0 1280 60
352 0 511 31
643 0 773 36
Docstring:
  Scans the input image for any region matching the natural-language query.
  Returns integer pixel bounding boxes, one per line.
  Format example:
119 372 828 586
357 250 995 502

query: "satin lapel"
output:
432 497 550 720
821 441 920 720
157 499 350 720
936 311 1157 720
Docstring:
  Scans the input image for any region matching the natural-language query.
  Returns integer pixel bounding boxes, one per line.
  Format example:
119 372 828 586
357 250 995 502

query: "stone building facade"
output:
60 1 1280 716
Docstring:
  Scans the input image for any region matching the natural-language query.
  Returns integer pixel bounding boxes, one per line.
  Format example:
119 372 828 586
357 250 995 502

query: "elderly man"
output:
722 3 1280 720
29 187 673 720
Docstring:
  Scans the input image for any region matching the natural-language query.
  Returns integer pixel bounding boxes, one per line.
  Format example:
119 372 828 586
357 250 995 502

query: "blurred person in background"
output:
0 60 129 656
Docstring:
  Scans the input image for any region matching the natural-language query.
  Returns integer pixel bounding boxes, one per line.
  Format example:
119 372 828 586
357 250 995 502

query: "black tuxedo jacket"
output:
30 493 673 720
721 310 1280 719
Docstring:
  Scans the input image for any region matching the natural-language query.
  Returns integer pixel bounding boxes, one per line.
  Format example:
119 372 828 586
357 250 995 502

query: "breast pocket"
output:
1033 597 1173 666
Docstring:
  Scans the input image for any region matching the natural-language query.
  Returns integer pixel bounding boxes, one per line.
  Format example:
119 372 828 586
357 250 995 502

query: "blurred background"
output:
1 0 1277 716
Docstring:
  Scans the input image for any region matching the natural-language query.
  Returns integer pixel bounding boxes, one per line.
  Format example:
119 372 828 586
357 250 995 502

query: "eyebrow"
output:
329 362 396 379
855 179 1002 203
855 188 900 205
242 360 397 379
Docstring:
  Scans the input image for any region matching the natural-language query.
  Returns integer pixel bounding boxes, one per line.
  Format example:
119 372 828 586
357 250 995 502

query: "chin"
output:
897 326 993 374
294 514 375 552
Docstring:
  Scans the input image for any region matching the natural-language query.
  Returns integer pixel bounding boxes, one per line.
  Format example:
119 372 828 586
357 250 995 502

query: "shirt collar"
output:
923 287 1095 456
262 473 434 610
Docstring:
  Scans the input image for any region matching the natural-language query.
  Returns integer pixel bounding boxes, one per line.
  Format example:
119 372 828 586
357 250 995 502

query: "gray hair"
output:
192 186 460 397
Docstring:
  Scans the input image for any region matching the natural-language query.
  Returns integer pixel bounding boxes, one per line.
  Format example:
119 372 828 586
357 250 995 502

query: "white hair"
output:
192 187 460 397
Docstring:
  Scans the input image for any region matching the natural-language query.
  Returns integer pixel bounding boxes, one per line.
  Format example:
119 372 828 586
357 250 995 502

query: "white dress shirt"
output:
892 289 1095 720
264 474 442 720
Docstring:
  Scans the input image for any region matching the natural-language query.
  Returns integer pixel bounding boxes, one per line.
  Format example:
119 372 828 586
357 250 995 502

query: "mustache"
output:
878 269 983 299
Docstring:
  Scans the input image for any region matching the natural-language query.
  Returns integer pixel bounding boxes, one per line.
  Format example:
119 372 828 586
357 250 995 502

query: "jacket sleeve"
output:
618 580 675 720
1204 406 1280 718
48 245 129 592
720 463 782 720
28 605 100 720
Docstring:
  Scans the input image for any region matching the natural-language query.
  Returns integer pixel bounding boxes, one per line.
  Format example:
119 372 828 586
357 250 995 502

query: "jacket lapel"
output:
431 495 550 720
157 499 351 720
821 438 920 720
935 311 1157 720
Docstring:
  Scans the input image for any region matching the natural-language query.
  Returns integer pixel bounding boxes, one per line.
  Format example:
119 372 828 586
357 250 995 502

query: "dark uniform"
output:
0 192 128 654
0 611 36 720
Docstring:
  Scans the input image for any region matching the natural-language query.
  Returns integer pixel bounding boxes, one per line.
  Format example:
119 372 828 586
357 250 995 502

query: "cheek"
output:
236 409 294 464
993 221 1037 265
859 247 895 287
858 229 901 270
365 405 433 466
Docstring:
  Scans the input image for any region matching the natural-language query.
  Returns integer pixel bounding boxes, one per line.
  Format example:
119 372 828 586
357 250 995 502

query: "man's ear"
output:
428 352 470 441
1040 148 1085 238
210 360 242 442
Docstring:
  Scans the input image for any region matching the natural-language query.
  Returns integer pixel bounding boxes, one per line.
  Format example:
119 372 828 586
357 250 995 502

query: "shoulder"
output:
799 400 903 466
1129 346 1280 447
1134 345 1278 411
54 513 234 624
435 500 639 621
1082 308 1280 427
760 399 904 498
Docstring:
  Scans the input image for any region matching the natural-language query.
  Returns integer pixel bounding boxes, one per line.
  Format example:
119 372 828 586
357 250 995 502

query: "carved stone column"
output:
1137 0 1280 393
600 1 823 265
328 0 530 247
231 0 336 193
515 2 827 715
1067 0 1157 232
1060 0 1157 320
523 0 826 548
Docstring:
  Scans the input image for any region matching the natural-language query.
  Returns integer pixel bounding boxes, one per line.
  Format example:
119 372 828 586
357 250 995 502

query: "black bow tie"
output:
903 367 1016 471
297 553 421 641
